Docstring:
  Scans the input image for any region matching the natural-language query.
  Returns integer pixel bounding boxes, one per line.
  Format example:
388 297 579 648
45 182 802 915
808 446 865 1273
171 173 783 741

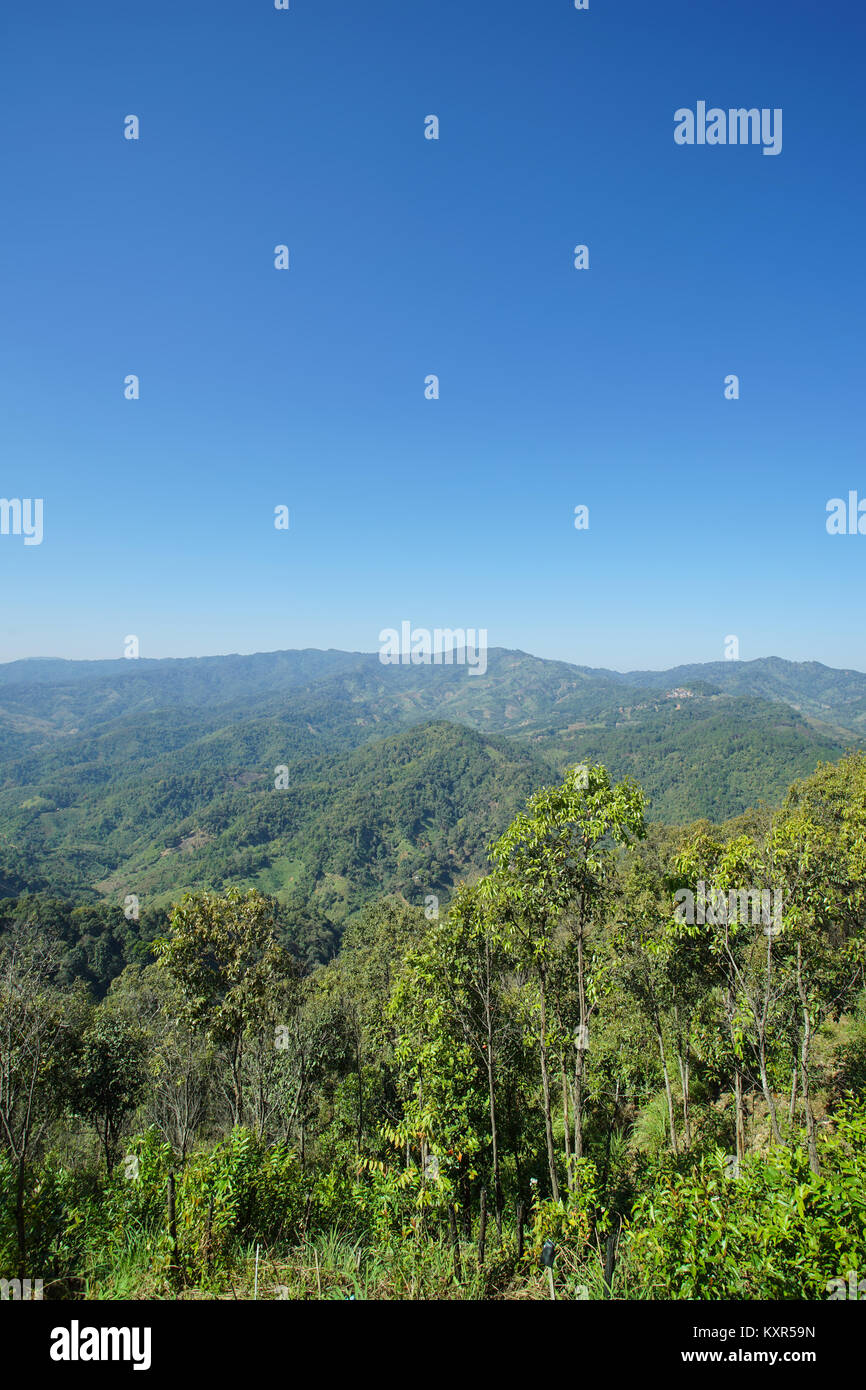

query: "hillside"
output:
0 648 857 913
601 656 866 739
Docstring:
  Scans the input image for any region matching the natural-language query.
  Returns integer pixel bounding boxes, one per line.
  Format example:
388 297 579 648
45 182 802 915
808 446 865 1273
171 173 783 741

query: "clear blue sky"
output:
2 0 863 670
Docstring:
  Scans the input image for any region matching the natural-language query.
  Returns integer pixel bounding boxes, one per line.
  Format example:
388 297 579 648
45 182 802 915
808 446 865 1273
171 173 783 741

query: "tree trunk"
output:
796 944 820 1176
479 936 503 1234
448 1203 463 1282
537 969 560 1202
167 1171 180 1290
230 1033 243 1127
461 1172 472 1239
97 1119 112 1174
751 932 783 1145
561 1060 573 1191
573 1051 585 1163
656 1018 678 1156
356 1038 363 1153
728 985 746 1165
600 1120 613 1193
485 1040 503 1235
15 1158 26 1281
676 1047 691 1148
733 1065 746 1166
788 1063 798 1129
800 1032 820 1175
758 1036 783 1145
573 906 588 1164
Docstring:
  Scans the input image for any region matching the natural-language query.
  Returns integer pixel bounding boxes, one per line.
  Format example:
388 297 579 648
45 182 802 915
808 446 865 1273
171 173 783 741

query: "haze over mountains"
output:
0 648 860 919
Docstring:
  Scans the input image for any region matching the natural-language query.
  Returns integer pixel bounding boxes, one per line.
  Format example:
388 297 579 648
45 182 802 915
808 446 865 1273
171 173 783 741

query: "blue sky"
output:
2 0 864 670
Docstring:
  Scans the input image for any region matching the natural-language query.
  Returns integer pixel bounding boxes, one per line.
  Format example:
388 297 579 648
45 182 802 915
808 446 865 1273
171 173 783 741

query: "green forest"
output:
0 649 855 917
2 749 864 1301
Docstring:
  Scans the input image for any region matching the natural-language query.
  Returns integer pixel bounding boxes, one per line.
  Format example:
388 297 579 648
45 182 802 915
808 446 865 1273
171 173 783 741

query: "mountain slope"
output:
0 721 554 918
0 647 858 912
595 656 866 738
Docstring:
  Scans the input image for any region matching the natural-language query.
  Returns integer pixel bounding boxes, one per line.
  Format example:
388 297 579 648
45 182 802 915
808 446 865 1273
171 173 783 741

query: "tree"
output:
106 962 213 1166
0 925 69 1276
673 828 754 1166
392 882 512 1230
614 833 710 1152
71 1006 148 1169
323 896 427 1156
153 888 296 1127
614 863 682 1155
771 755 866 1173
488 764 645 1199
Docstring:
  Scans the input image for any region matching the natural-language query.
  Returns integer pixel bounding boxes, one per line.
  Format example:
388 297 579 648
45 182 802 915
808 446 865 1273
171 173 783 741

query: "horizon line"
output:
0 646 858 680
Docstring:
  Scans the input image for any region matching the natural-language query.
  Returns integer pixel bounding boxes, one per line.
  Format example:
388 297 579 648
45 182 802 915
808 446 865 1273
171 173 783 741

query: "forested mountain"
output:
2 657 865 1304
604 656 866 738
0 647 858 912
3 646 866 731
3 756 865 1304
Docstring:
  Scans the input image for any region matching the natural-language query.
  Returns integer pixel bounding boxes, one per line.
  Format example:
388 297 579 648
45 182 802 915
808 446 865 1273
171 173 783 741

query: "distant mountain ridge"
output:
589 657 866 734
0 648 859 915
3 648 865 731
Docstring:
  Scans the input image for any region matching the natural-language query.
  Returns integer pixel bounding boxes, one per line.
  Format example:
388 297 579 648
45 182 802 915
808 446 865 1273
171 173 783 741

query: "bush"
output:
625 1097 866 1299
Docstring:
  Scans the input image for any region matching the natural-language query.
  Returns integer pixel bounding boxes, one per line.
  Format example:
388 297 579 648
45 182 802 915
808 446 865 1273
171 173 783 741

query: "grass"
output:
66 1224 624 1301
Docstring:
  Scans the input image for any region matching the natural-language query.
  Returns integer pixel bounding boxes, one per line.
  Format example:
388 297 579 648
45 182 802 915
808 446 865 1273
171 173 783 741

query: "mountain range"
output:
0 648 860 919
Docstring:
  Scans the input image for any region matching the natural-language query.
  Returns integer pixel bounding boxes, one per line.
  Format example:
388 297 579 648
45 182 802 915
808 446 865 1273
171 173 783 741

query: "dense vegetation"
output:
0 649 853 916
1 751 864 1300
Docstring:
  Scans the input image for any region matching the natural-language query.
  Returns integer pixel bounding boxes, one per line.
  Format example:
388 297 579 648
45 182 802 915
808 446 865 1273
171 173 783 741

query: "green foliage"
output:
626 1099 866 1299
169 1129 305 1283
69 1007 148 1168
528 1158 601 1259
153 888 295 1045
3 750 866 1301
0 649 854 909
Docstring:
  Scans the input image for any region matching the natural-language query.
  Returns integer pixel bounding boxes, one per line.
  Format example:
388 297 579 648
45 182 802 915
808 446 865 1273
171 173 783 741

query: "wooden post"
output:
478 1188 487 1266
603 1225 618 1297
